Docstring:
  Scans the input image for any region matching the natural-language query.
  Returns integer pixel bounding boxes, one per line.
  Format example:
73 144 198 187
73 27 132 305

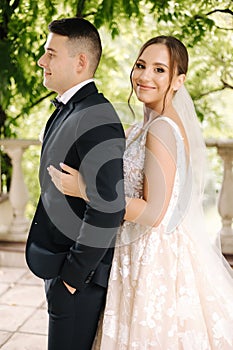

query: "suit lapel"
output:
42 104 74 152
41 82 98 153
43 108 61 139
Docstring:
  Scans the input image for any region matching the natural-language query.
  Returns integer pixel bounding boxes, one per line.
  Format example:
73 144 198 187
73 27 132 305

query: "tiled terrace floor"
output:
0 264 48 349
0 242 233 350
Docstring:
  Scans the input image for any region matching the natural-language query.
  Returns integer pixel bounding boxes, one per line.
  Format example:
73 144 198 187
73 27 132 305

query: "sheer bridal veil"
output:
172 84 233 281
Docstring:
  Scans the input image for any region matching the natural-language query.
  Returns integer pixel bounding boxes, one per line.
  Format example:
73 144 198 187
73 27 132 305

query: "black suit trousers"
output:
45 277 106 350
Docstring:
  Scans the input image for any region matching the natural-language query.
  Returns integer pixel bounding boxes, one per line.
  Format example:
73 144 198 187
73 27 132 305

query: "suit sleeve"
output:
60 104 125 290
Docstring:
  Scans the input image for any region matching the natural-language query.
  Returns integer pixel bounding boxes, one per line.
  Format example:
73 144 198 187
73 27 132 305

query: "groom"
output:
26 17 125 350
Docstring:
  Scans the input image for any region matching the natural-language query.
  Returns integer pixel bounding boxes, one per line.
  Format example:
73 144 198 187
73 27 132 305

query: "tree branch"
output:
11 0 20 11
81 11 98 18
193 86 227 100
215 25 233 30
14 91 55 121
221 79 233 89
0 0 20 39
205 8 233 31
75 0 97 19
206 8 233 16
76 0 86 17
0 104 7 128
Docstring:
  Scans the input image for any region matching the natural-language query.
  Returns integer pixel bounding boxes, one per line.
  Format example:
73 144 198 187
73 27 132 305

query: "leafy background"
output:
0 0 232 225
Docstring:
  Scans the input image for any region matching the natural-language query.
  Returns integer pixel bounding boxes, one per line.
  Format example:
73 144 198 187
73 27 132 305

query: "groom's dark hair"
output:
48 17 102 74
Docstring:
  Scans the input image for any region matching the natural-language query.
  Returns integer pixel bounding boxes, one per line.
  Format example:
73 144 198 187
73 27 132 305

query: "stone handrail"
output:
0 138 233 253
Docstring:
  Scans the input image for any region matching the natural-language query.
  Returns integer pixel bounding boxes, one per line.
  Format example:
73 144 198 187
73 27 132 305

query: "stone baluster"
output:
0 139 40 241
5 146 29 235
217 147 233 253
206 139 233 254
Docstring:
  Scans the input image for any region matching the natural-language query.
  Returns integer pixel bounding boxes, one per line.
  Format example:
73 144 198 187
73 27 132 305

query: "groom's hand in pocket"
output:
63 280 76 294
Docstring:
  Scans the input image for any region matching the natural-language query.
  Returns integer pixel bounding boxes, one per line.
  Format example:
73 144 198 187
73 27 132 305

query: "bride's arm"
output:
48 121 177 228
124 120 177 227
47 163 88 201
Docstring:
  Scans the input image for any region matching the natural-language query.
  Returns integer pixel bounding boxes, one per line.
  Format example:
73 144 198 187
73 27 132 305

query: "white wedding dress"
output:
93 117 233 350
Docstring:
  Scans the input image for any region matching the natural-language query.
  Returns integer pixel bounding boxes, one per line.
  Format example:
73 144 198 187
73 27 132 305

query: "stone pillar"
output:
0 139 40 242
206 139 233 254
6 146 29 236
217 147 233 253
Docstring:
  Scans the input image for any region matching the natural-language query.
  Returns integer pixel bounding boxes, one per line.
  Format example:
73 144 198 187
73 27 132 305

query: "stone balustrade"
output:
0 138 233 253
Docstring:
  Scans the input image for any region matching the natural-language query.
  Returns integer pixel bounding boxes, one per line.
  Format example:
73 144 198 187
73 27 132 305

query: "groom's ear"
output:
173 74 186 92
75 53 88 73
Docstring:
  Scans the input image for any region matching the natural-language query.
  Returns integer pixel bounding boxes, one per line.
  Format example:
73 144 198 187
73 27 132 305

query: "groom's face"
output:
38 33 80 96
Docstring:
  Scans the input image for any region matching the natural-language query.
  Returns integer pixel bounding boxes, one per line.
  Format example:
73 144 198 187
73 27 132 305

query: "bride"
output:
48 36 233 349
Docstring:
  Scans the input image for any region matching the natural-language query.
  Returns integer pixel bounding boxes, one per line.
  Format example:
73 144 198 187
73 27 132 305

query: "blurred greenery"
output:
0 0 232 218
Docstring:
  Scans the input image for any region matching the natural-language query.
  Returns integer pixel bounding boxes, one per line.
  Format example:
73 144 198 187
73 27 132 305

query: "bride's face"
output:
132 43 176 111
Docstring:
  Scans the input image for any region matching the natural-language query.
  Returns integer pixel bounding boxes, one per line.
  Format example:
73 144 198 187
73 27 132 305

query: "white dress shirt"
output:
58 79 94 104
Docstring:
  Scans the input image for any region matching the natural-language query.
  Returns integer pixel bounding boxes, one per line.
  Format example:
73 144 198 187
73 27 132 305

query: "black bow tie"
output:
51 98 64 109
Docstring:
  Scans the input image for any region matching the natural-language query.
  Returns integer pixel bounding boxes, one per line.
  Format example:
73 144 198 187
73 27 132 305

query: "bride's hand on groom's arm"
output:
47 162 88 200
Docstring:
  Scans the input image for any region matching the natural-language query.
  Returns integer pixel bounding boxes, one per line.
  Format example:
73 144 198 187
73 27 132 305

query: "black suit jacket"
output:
26 82 125 291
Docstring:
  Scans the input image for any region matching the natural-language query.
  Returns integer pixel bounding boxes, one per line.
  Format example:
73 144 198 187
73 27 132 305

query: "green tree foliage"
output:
0 0 232 216
0 0 58 137
0 0 232 138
